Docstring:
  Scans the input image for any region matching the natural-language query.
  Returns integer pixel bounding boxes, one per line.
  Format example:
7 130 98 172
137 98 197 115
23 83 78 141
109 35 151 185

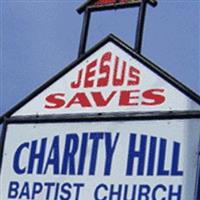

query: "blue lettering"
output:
168 185 182 200
73 183 85 200
109 184 122 200
123 184 136 200
157 138 169 176
43 136 60 174
28 138 47 174
89 132 104 175
94 184 108 200
171 142 183 176
60 183 71 200
152 184 166 200
7 181 85 200
126 134 147 175
78 133 88 175
8 181 19 198
32 182 42 199
44 182 55 199
61 134 79 175
138 184 150 200
54 183 60 200
13 142 29 174
18 182 30 199
147 136 157 176
104 132 119 176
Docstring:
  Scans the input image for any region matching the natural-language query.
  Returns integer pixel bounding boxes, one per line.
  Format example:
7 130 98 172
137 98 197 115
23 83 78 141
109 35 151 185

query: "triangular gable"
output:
77 0 157 14
1 34 200 119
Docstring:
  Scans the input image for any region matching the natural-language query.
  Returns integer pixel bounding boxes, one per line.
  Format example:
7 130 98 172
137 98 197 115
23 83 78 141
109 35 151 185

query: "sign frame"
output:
0 34 200 123
0 34 200 199
0 112 200 199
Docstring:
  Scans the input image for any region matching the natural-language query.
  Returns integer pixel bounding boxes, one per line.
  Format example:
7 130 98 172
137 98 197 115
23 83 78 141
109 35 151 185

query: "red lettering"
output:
84 59 97 88
45 93 65 109
71 69 83 89
66 92 92 108
70 51 142 89
91 91 116 107
119 90 140 106
113 56 126 86
128 66 140 86
142 89 165 105
97 52 111 87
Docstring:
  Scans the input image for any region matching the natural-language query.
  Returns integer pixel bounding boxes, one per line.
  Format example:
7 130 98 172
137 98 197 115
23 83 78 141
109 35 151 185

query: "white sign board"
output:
1 119 200 199
11 38 200 116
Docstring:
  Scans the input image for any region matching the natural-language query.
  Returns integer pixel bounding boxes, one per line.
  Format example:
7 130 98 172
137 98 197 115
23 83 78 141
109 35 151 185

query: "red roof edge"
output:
77 0 158 14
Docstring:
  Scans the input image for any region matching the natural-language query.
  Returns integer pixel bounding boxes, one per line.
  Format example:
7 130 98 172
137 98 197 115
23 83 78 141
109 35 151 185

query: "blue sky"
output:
0 0 199 116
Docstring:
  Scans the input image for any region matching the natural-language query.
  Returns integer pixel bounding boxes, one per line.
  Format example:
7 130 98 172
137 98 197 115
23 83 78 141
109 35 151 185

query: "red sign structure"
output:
77 0 157 14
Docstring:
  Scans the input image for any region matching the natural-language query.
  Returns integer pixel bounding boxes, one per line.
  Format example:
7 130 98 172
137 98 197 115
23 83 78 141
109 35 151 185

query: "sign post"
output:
77 0 157 56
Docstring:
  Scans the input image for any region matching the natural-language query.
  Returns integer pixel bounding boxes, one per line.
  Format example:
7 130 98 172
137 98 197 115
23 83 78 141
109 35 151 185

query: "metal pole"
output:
78 8 91 58
0 120 7 173
134 0 148 54
196 152 200 199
